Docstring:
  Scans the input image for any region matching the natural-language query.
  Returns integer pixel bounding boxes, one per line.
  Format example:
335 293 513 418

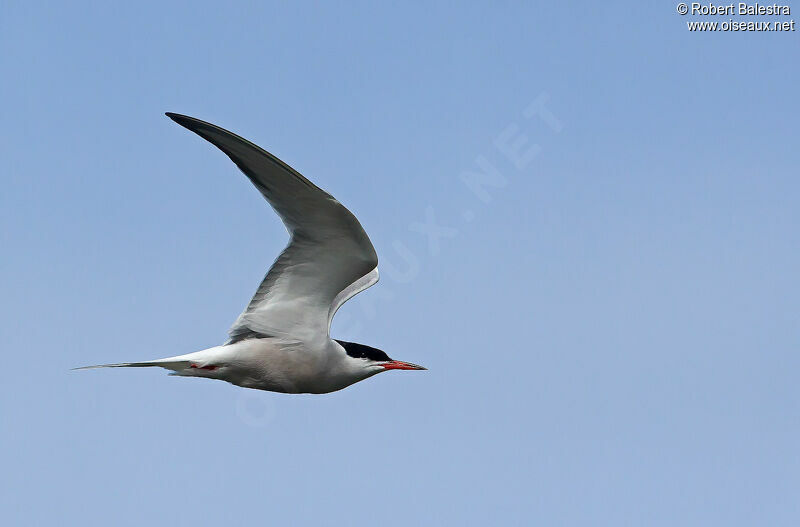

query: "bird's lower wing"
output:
166 113 379 346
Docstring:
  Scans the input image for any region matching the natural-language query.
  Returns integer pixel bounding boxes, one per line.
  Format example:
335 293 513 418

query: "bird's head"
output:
335 340 426 375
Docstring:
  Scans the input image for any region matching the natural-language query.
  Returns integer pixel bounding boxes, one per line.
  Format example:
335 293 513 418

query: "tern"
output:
76 113 425 393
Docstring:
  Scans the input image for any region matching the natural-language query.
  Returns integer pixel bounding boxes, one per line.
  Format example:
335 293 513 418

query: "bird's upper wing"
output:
166 113 378 346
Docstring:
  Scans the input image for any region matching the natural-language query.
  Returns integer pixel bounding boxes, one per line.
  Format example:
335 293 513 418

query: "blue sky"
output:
2 2 799 525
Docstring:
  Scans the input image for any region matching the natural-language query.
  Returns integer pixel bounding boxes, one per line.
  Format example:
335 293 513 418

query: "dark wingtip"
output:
165 112 192 125
165 112 221 137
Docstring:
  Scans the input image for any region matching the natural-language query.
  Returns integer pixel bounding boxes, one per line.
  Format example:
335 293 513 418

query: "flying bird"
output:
76 113 425 393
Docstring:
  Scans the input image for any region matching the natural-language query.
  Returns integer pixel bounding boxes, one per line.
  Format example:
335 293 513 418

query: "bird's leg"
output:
190 363 218 371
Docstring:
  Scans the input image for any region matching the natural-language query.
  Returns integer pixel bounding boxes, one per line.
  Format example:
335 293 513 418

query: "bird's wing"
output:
166 113 378 346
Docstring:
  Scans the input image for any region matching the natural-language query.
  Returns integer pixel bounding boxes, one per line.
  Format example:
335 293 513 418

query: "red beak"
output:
381 360 427 371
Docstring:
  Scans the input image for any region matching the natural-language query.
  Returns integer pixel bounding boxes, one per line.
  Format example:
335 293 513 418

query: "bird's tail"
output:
73 361 158 370
73 348 225 374
72 359 191 371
